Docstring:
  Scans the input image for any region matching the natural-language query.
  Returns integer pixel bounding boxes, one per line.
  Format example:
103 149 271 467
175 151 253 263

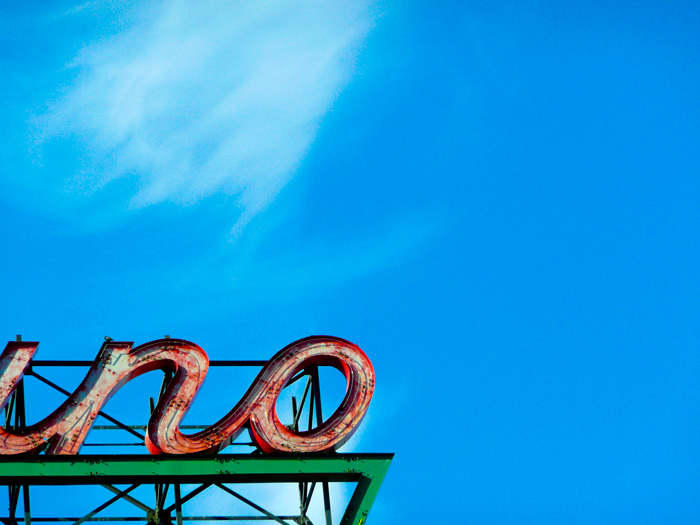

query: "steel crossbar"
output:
0 455 392 525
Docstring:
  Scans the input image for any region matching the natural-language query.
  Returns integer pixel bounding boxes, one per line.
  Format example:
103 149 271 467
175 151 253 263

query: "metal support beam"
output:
7 485 19 525
0 454 392 484
215 484 290 525
163 485 211 514
310 368 333 525
0 455 392 525
27 372 145 441
101 486 153 513
173 485 182 525
21 486 29 525
73 485 139 525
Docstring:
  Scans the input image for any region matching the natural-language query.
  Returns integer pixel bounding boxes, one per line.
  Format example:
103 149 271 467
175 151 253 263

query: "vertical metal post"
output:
8 485 20 525
15 379 26 429
4 391 16 427
5 384 17 525
22 485 30 525
15 372 30 525
153 442 160 517
174 484 183 525
5 346 21 525
153 369 173 517
291 397 298 431
311 367 332 525
291 396 308 523
308 386 315 432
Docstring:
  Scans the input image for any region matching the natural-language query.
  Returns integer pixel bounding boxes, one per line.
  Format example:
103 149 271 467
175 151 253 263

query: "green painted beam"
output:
340 460 392 525
0 453 391 485
0 454 393 525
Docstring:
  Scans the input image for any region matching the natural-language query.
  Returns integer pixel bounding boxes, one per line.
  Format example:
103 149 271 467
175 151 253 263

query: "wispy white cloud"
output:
32 0 374 232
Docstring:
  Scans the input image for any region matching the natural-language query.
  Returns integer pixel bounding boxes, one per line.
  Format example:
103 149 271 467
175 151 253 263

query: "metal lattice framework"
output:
0 342 392 525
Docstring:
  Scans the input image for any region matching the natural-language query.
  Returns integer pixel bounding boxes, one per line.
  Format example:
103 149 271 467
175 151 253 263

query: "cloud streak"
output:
33 0 373 231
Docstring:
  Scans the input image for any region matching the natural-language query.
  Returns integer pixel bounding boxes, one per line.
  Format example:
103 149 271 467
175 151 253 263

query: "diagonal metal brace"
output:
28 371 145 441
101 485 153 513
215 484 291 525
72 485 139 525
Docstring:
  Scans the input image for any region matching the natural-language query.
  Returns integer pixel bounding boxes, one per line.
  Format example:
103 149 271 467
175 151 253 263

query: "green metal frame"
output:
0 454 392 525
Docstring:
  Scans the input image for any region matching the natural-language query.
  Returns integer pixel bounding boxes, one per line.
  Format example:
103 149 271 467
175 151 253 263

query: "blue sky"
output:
2 0 700 522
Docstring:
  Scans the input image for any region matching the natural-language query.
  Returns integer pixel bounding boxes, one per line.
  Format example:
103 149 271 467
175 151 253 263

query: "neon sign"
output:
0 336 374 455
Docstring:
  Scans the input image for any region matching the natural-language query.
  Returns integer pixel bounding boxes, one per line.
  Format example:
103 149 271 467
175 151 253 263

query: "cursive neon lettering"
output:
0 336 374 455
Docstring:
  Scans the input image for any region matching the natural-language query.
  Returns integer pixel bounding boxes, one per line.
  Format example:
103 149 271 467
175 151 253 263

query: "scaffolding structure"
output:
0 356 392 525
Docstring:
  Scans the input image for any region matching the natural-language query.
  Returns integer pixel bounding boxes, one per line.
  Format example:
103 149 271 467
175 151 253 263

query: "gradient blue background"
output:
2 1 700 522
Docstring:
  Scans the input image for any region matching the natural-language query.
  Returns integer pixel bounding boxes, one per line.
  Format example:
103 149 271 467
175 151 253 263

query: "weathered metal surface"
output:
0 454 393 525
0 336 374 455
0 453 393 483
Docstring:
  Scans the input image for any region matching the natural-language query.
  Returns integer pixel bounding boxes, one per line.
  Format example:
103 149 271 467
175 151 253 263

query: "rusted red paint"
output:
0 336 374 455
